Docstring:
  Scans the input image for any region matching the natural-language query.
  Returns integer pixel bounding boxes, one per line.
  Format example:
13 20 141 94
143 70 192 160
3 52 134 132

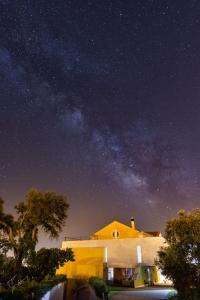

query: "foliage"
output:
167 290 178 299
0 189 72 287
157 209 200 300
89 277 109 299
168 290 199 300
0 255 16 287
27 247 74 281
0 275 66 300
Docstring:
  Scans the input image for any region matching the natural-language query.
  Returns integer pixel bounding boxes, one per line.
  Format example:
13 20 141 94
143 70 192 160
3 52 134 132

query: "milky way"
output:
0 0 200 247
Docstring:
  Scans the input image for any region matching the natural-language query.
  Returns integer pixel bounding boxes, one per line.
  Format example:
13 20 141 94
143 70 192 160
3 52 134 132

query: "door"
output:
114 268 123 285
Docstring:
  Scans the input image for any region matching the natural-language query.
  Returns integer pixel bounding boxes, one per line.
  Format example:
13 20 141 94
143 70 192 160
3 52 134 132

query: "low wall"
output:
41 282 65 300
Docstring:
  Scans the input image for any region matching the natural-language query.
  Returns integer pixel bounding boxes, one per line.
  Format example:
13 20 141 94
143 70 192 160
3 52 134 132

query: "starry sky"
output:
1 0 200 247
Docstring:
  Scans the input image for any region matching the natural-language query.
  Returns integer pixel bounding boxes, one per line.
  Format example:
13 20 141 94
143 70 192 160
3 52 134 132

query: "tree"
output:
157 209 200 300
27 248 74 282
0 189 73 286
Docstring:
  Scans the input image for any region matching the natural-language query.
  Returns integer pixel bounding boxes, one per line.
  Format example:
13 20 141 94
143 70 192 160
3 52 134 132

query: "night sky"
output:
1 0 200 247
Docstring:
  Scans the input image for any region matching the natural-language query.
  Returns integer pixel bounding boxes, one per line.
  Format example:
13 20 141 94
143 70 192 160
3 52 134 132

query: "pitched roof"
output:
93 220 139 235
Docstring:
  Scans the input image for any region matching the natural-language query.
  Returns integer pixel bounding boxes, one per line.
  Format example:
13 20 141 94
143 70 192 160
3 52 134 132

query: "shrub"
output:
168 289 200 300
0 275 66 300
157 209 200 300
168 290 178 299
89 277 109 299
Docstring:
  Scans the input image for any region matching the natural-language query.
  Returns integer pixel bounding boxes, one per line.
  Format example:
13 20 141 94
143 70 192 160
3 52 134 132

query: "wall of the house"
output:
57 247 104 279
61 237 165 268
57 237 167 287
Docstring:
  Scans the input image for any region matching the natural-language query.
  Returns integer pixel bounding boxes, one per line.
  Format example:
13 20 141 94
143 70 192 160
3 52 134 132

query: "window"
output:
108 268 114 280
122 268 134 280
136 245 142 263
112 230 120 238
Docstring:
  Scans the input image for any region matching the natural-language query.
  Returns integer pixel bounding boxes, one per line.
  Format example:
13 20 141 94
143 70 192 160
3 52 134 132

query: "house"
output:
57 218 169 287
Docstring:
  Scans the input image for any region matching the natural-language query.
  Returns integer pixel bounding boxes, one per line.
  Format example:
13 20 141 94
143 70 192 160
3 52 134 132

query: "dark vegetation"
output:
157 209 200 300
89 277 109 299
0 274 66 300
0 189 74 296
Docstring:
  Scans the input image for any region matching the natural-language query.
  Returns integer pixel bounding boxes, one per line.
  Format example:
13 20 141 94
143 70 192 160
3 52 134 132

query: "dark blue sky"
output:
0 0 200 247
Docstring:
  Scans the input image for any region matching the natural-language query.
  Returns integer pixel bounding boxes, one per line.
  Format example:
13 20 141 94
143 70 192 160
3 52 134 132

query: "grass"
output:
109 286 130 291
108 286 130 300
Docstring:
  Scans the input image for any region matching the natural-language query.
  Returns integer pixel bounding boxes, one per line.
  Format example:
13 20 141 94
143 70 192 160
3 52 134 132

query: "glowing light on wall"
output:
104 247 108 263
137 245 142 263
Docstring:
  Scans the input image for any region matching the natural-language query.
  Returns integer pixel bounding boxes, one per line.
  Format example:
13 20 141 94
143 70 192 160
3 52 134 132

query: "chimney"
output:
130 217 135 230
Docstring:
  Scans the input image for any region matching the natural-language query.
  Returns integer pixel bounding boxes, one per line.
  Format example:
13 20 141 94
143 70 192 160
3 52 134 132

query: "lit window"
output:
122 268 134 280
137 245 142 263
108 268 114 280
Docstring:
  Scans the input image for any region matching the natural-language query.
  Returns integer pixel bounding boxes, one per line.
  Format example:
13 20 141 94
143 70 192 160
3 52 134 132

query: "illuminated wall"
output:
61 237 165 268
57 247 104 279
57 220 166 287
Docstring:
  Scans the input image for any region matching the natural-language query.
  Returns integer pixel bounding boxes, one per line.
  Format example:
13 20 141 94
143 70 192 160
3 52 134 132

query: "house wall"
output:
61 237 165 268
57 247 104 279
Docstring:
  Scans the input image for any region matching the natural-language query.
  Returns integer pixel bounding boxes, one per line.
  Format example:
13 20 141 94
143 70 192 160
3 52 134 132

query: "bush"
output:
157 209 200 300
89 277 109 299
168 289 200 300
168 290 178 299
0 275 66 300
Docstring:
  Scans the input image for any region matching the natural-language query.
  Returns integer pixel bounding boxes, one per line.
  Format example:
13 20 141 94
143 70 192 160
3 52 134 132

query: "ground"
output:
110 287 174 300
